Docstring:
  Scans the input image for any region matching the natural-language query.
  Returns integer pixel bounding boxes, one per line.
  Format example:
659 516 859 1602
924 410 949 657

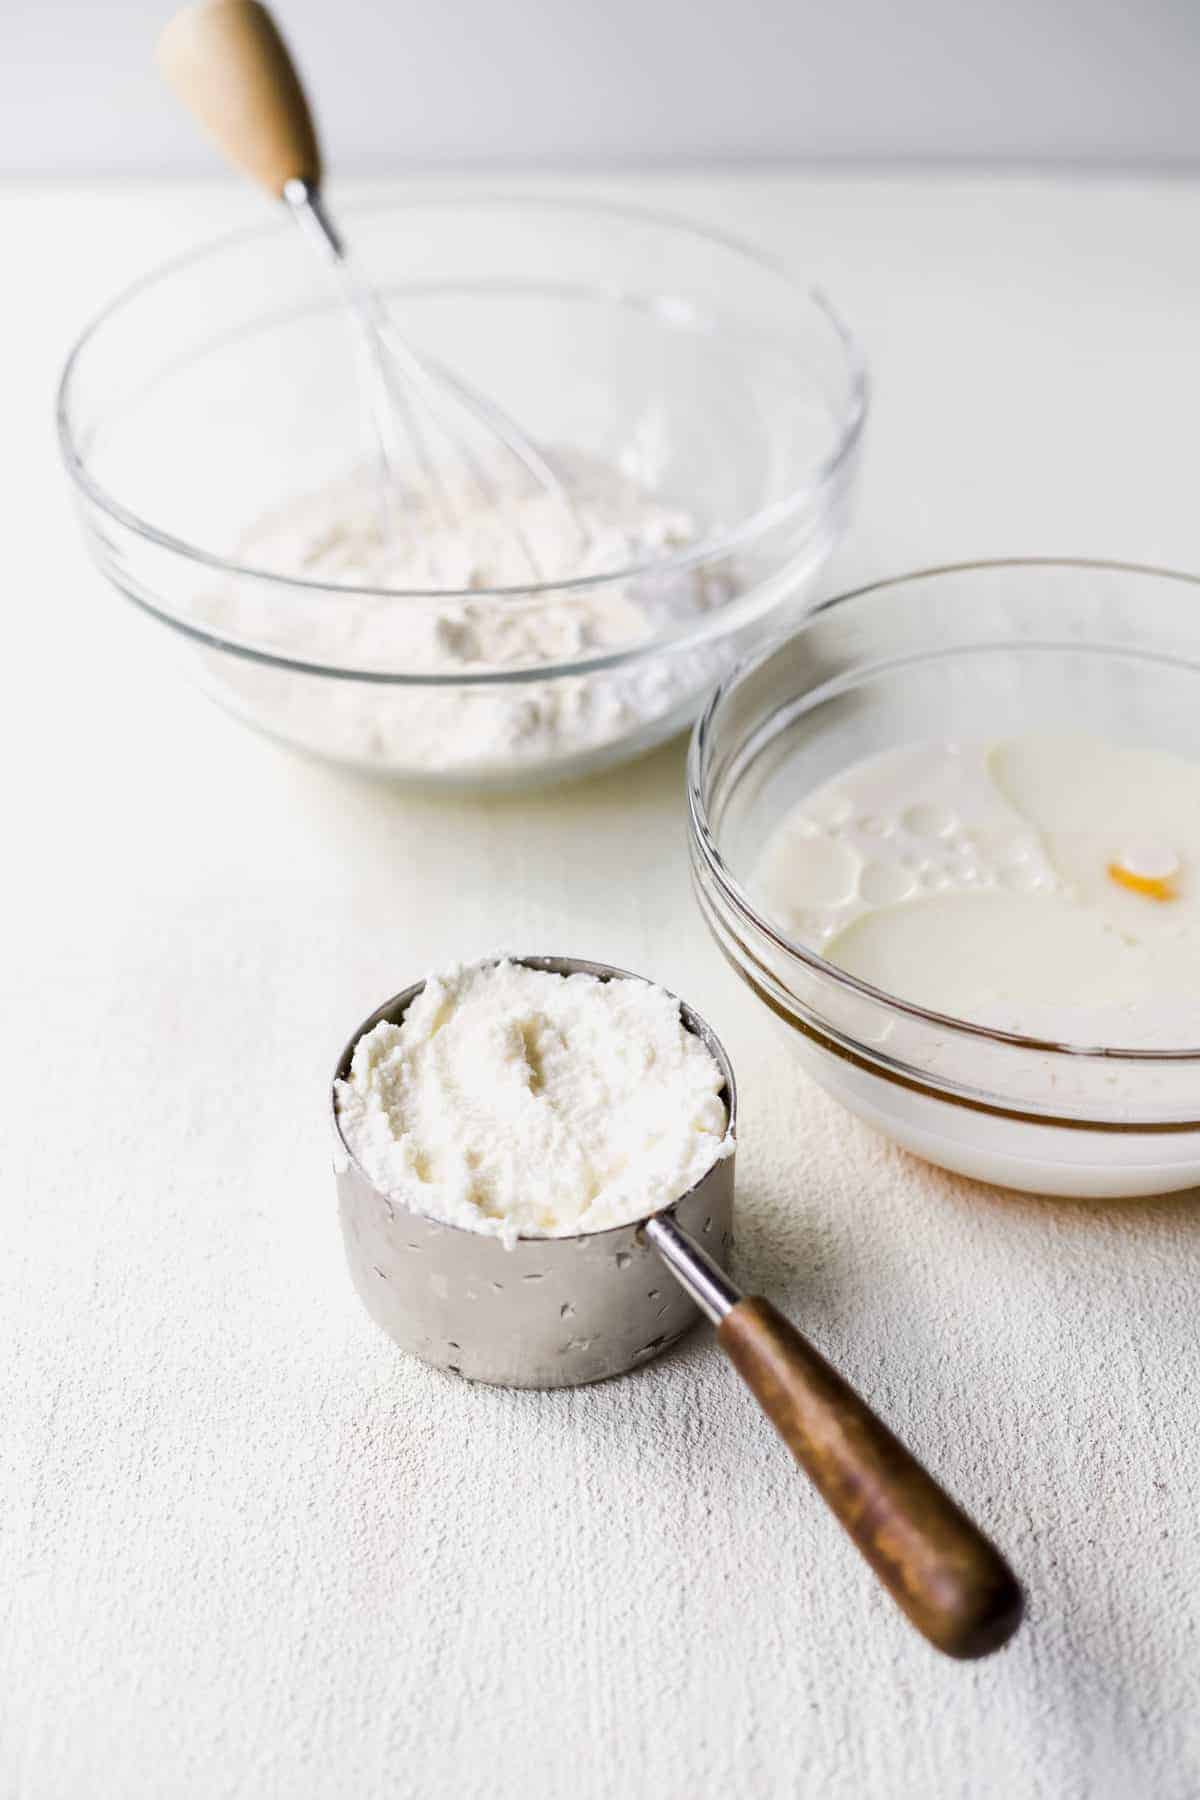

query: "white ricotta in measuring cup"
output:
335 960 734 1249
752 734 1200 1048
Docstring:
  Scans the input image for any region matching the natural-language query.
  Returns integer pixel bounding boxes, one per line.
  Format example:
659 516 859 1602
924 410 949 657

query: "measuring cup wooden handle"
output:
718 1297 1023 1659
158 0 321 197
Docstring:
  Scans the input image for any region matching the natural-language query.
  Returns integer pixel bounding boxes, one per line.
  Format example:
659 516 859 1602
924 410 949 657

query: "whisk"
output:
158 0 579 575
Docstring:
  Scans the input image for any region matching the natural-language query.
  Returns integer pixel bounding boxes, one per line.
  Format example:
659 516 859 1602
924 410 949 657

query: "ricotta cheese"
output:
335 960 734 1247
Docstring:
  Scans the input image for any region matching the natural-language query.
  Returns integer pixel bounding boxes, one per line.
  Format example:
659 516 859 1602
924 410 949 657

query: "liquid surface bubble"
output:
787 835 859 907
858 860 918 905
902 802 958 840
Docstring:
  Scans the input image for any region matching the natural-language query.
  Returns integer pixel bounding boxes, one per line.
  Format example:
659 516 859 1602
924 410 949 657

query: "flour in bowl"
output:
198 449 733 777
334 960 734 1248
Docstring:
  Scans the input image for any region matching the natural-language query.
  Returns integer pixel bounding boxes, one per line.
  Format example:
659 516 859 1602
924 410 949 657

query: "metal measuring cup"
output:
332 956 1022 1660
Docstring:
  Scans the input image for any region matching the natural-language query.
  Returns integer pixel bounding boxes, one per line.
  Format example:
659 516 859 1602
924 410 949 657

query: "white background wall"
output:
6 0 1200 174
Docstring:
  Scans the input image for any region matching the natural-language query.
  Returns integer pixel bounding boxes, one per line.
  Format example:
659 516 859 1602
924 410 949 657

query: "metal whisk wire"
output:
160 0 584 584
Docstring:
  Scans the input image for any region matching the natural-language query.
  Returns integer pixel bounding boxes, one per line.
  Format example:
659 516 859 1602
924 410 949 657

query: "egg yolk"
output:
1107 862 1177 902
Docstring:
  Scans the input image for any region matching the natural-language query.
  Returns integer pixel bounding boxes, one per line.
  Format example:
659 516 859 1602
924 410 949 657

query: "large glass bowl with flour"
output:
689 560 1200 1199
58 196 866 788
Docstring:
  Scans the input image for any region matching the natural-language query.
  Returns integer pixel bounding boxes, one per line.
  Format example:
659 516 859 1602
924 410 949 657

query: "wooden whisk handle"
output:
158 0 321 198
718 1297 1023 1659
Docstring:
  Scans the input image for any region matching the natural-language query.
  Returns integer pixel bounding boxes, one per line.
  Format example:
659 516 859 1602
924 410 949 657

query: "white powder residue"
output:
334 960 734 1248
199 450 733 777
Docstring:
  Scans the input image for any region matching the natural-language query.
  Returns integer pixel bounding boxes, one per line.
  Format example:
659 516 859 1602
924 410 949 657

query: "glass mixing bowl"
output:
688 559 1200 1199
58 195 866 789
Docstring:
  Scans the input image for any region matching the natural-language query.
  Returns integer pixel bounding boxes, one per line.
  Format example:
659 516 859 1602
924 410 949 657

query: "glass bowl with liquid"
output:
688 559 1200 1198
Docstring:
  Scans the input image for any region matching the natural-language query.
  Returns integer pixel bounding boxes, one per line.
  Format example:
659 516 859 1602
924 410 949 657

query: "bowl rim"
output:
687 555 1200 1068
330 952 739 1244
56 190 869 606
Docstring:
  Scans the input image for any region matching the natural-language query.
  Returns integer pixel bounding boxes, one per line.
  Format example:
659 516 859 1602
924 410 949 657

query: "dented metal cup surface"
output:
331 956 737 1388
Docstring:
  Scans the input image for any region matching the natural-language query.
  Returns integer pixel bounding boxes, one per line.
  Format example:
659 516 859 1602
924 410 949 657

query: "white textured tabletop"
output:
6 173 1200 1800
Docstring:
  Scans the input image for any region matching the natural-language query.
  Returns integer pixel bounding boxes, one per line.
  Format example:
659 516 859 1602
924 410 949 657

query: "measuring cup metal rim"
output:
332 954 738 1388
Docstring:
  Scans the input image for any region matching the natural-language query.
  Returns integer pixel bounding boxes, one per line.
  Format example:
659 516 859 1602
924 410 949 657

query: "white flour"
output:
335 960 734 1248
200 450 732 777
